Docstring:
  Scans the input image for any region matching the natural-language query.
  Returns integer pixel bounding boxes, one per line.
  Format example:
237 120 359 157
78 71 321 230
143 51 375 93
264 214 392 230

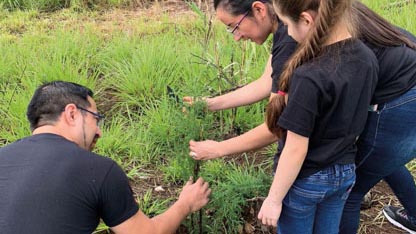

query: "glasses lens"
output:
226 11 248 35
97 118 104 128
77 106 104 127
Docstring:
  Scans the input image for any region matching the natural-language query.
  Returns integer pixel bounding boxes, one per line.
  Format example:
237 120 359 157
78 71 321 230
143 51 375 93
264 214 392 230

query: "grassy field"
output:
0 0 415 233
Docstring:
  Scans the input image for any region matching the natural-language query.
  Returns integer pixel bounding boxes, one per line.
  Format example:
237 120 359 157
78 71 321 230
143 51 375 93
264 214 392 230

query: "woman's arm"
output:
184 55 273 111
189 122 278 160
258 130 308 226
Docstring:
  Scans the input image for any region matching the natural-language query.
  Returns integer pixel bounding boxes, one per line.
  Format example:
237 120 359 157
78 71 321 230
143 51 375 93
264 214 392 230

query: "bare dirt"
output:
133 151 410 234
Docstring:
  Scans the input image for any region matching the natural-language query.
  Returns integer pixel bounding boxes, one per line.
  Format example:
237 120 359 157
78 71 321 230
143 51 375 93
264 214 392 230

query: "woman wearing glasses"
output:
186 0 416 231
185 0 297 161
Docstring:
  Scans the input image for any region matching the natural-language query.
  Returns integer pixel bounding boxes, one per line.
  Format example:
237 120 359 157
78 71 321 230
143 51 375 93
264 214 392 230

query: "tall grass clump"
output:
0 0 136 11
0 0 65 11
0 29 101 143
98 33 194 114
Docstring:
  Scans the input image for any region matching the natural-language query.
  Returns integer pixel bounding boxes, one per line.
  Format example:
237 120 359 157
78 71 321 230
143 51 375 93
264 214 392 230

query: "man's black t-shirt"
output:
364 28 416 104
278 39 379 178
0 133 139 233
271 22 298 93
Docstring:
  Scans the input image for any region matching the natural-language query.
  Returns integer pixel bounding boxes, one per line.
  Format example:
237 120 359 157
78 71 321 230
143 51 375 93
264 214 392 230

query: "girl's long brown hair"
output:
266 0 354 138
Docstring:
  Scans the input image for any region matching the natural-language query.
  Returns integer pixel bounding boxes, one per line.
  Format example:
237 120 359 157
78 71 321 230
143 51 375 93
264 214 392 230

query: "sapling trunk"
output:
194 129 203 234
194 160 202 234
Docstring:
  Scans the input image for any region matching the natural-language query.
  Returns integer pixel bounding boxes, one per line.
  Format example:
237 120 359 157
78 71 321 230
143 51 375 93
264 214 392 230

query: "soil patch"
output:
129 151 412 233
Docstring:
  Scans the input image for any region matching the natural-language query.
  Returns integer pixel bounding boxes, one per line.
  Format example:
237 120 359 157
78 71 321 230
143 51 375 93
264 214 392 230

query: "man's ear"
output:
63 104 78 126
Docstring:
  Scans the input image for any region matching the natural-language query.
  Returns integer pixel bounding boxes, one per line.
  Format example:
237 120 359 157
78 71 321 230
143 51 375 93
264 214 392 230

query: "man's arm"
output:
111 178 210 234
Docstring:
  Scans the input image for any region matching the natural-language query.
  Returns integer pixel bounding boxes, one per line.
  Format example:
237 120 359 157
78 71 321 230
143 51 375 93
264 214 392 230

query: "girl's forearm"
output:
268 131 308 202
218 123 278 156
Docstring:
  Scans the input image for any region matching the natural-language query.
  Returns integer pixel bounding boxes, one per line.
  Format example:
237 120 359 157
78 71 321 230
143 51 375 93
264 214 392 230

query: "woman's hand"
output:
189 140 222 160
183 96 208 105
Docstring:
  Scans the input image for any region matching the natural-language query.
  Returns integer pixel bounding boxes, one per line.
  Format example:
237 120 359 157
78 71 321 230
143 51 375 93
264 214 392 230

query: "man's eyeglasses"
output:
76 106 105 127
226 11 249 35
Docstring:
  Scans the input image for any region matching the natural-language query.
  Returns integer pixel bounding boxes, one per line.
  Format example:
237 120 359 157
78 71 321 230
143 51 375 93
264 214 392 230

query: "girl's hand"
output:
257 196 282 227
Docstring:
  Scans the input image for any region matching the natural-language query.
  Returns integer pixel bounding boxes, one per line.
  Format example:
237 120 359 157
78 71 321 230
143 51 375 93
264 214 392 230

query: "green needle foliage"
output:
1 1 414 233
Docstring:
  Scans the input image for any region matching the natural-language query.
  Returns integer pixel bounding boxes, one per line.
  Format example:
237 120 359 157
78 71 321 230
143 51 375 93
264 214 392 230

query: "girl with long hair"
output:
258 0 378 232
340 2 416 233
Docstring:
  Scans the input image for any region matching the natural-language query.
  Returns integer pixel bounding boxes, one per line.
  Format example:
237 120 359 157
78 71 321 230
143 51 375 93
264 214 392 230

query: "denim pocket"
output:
382 88 416 111
286 183 326 212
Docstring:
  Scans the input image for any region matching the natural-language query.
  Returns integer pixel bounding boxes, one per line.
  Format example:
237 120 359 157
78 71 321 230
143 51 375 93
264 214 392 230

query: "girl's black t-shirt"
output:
364 28 416 104
277 39 379 178
271 22 298 93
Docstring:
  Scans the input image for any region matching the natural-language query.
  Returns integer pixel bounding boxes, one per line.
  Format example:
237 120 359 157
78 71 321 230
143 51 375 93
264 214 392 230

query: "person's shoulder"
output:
342 39 374 55
74 147 116 166
0 134 52 153
42 135 118 168
274 22 297 45
350 39 379 64
292 64 323 84
328 39 377 66
396 27 416 43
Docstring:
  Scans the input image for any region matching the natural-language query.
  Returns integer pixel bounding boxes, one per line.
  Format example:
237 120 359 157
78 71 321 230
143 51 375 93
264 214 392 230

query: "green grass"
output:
0 6 270 233
0 0 136 11
0 1 415 233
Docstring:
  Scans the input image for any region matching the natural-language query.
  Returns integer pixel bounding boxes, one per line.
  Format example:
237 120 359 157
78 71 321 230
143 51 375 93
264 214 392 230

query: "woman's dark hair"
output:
353 1 416 49
27 81 94 131
214 0 277 22
266 0 354 138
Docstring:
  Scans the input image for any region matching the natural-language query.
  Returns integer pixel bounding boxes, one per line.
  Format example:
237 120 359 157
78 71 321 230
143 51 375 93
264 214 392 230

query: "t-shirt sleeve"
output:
99 163 139 227
278 71 321 137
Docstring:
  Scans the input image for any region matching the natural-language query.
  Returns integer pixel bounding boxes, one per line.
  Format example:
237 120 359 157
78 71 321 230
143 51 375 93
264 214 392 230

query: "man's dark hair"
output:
27 81 94 131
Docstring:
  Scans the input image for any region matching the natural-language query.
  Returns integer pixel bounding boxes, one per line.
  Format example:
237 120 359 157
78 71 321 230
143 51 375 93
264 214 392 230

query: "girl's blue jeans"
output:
340 86 416 234
278 164 356 234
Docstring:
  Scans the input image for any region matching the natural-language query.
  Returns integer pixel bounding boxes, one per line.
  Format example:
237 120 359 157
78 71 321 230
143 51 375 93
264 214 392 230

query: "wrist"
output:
205 97 217 111
267 189 283 203
216 141 228 158
174 198 192 217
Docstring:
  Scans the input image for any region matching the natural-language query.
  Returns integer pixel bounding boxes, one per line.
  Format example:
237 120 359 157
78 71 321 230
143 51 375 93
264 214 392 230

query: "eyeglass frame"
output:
76 105 105 127
226 11 250 35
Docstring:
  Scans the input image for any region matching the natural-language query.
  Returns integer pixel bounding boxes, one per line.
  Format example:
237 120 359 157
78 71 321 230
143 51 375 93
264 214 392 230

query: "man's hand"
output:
178 177 211 213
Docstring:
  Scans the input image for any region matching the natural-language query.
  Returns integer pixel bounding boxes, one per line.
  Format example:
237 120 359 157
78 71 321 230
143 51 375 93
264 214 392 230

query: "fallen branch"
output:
246 196 266 202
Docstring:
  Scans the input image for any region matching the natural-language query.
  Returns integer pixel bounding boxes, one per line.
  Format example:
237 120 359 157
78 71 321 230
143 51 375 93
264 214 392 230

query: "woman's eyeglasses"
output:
226 11 249 35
